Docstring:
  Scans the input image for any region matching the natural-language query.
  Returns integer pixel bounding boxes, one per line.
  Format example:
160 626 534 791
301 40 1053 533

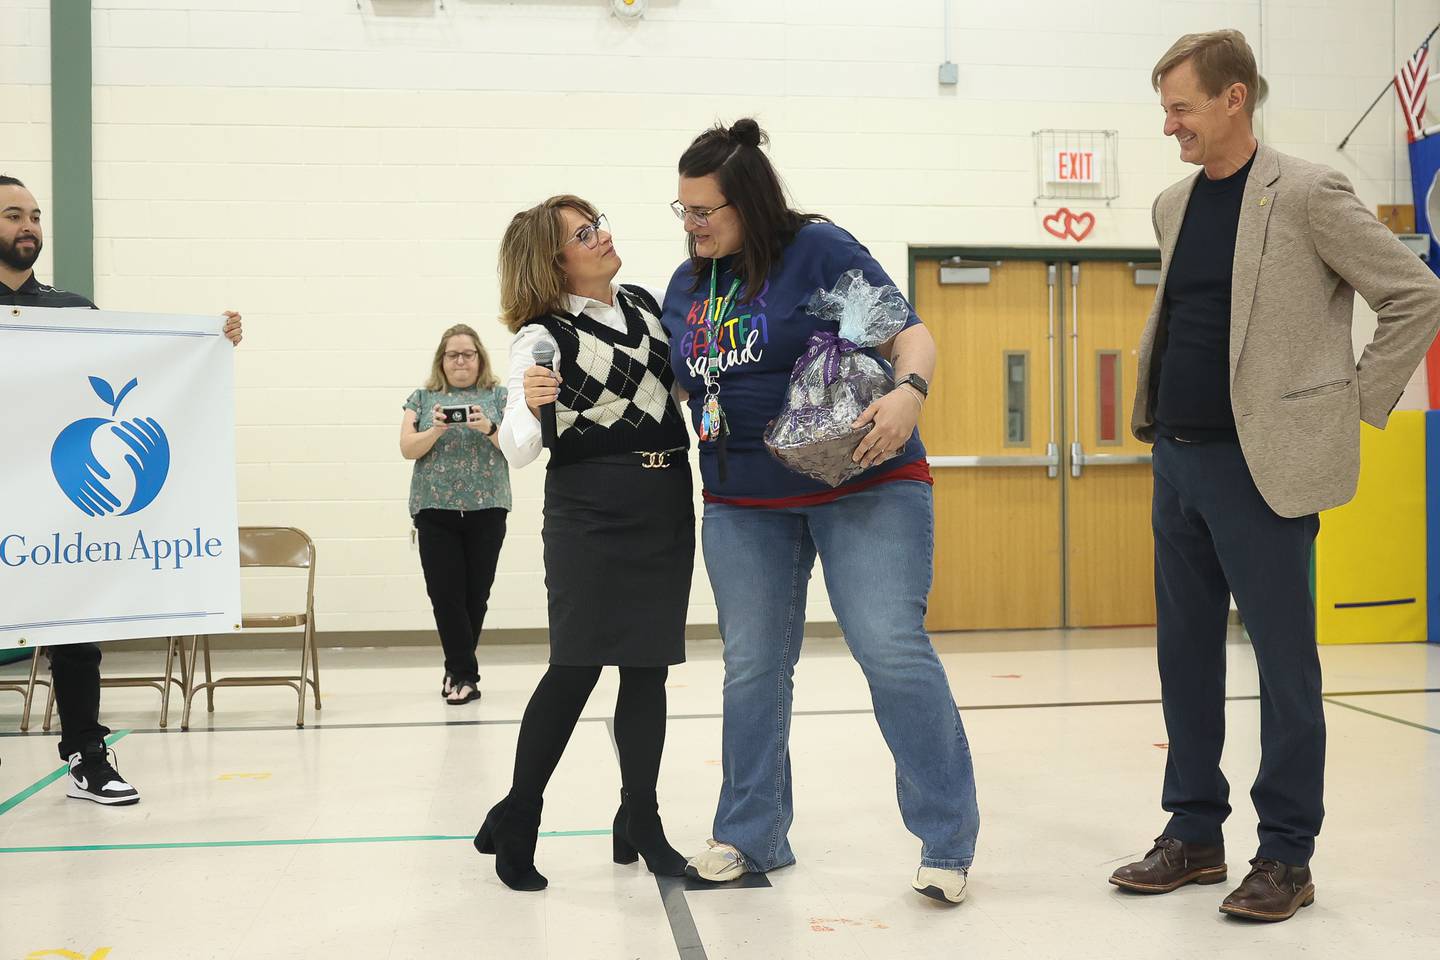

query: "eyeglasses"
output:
443 350 479 363
670 201 730 226
565 214 610 250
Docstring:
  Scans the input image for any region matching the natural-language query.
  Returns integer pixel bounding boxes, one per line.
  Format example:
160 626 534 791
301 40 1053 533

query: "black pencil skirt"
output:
542 459 694 666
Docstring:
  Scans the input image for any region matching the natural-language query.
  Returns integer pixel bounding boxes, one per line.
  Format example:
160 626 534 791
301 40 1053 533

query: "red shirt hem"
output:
702 459 933 509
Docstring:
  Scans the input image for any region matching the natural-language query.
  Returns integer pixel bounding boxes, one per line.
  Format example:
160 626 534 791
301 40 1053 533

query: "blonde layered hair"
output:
497 194 600 333
426 323 499 392
1152 29 1268 115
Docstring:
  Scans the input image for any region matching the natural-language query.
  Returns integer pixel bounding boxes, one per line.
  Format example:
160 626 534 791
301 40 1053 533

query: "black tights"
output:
509 664 669 803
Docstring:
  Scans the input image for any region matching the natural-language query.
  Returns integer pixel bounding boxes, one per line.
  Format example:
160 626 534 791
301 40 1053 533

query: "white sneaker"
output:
65 746 140 806
912 866 967 904
685 839 747 883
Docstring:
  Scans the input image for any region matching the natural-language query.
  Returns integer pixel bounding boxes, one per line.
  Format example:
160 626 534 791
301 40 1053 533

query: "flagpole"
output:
1337 20 1440 151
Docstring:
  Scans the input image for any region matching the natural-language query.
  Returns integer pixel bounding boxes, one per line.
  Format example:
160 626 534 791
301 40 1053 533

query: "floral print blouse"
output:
404 386 512 516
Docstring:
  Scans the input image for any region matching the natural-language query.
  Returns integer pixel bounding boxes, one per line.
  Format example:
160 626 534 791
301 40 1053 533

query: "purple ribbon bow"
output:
792 330 861 387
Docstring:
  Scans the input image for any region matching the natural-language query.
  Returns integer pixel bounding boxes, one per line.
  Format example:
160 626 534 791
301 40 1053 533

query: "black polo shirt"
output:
0 272 98 309
1153 151 1255 442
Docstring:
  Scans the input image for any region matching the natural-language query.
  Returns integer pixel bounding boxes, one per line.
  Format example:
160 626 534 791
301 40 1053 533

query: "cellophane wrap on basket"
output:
763 270 911 487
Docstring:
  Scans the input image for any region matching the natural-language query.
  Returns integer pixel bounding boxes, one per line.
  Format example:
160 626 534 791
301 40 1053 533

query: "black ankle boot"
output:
475 795 548 891
612 800 639 865
473 796 507 854
616 789 686 877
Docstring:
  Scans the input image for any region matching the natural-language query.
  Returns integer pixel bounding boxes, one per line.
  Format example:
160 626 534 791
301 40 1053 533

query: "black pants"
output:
1152 436 1324 865
415 508 507 683
509 664 669 803
49 643 109 760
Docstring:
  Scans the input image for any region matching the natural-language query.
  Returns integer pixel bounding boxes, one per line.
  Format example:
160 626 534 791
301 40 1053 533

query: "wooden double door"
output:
914 256 1160 630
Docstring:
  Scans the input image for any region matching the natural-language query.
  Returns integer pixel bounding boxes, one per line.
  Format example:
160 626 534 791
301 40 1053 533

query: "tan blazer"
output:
1132 143 1440 518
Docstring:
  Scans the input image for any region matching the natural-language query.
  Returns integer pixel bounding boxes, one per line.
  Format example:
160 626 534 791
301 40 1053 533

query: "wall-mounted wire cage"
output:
1033 129 1120 204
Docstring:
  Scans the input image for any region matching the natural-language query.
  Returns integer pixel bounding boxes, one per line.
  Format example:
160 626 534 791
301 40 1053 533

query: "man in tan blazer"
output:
1108 31 1440 922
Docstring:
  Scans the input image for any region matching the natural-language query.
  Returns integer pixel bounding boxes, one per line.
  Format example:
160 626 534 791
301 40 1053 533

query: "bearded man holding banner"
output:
0 174 243 805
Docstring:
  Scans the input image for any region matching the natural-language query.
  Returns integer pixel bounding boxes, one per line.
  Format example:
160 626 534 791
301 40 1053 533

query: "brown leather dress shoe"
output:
1219 858 1314 922
1109 835 1227 893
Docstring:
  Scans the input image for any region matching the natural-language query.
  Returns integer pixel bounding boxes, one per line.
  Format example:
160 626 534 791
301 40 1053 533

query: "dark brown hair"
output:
678 118 827 302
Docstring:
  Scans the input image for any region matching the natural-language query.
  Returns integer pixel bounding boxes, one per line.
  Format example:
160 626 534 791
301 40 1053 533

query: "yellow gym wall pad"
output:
1314 410 1427 644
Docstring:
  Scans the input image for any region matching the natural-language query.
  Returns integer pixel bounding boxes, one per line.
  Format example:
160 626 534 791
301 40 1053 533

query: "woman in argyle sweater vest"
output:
474 195 694 892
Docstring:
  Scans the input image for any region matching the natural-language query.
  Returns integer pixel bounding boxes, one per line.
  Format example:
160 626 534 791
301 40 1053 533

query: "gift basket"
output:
763 270 911 487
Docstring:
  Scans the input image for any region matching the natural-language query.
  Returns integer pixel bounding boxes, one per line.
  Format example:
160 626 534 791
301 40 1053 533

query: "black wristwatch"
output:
485 418 499 437
897 373 929 399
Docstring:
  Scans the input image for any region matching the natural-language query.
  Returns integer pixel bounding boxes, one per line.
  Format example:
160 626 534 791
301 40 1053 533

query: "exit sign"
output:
1048 148 1102 184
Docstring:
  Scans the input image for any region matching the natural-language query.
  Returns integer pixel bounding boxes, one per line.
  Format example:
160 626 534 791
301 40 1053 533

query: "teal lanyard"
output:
700 261 741 471
706 261 742 373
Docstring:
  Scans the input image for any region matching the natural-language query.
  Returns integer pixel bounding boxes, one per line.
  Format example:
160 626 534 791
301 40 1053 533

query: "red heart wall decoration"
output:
1066 210 1095 241
1041 207 1096 242
1042 208 1070 239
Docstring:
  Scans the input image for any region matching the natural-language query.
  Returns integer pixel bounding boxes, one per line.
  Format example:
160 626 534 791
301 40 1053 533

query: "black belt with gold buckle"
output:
584 450 685 470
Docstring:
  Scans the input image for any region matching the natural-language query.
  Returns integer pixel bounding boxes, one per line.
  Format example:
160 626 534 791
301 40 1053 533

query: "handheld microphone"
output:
533 342 559 449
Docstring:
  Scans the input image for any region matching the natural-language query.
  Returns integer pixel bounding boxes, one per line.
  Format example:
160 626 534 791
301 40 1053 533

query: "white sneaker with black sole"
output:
912 866 968 904
684 839 748 883
65 745 140 805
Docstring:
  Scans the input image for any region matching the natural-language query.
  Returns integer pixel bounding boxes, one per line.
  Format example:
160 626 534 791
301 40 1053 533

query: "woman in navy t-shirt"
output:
661 119 980 904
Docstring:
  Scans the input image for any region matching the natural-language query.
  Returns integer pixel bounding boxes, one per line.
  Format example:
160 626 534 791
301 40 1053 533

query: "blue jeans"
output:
703 480 980 872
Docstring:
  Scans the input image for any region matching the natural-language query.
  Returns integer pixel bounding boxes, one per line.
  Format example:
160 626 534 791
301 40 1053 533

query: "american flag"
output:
1396 43 1430 142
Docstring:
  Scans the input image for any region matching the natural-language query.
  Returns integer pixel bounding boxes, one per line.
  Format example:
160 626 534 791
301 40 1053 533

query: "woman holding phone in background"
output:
400 325 510 706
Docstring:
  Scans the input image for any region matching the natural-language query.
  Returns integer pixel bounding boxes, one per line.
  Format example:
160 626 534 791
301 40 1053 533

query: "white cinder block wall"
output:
3 1 54 290
3 0 1435 634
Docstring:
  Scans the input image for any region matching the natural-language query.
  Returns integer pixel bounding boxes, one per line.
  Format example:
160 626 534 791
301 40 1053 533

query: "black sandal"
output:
446 680 481 705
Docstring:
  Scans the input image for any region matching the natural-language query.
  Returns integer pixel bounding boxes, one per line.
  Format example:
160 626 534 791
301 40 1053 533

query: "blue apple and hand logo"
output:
50 376 172 517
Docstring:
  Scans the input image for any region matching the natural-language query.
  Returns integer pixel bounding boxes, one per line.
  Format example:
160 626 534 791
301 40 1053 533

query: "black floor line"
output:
5 687 1438 739
1322 696 1440 735
657 874 709 960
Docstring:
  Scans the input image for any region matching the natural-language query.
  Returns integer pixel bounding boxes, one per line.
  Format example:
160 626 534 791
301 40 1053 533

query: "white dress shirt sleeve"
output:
498 324 557 469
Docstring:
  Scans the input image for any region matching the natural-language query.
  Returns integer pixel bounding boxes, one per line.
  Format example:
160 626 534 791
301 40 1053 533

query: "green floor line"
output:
0 729 131 818
1324 696 1440 735
0 828 612 854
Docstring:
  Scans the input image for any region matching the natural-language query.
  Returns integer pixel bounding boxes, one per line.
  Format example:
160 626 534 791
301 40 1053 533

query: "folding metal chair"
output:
0 649 50 732
182 526 319 730
37 638 191 731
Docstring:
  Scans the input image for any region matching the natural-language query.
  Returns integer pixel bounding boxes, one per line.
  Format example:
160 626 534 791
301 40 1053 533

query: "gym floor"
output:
1 630 1436 960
